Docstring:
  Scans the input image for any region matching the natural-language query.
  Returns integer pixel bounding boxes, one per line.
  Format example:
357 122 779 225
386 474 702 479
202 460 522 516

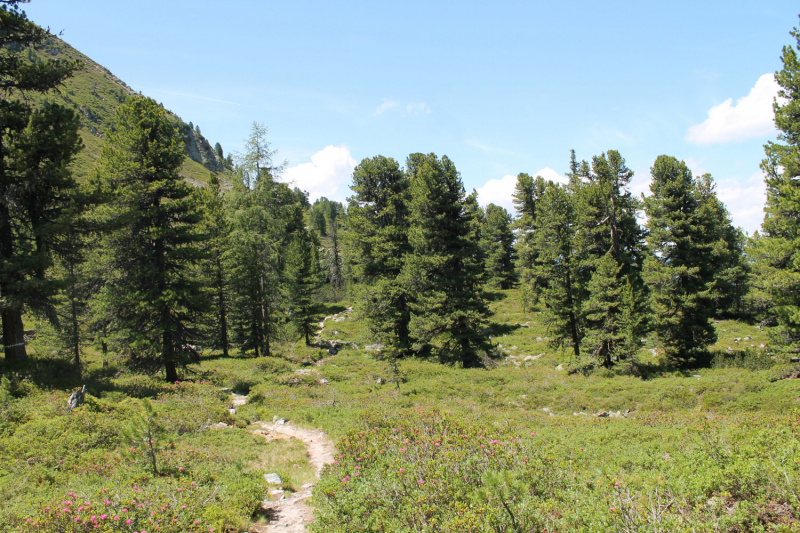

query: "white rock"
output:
264 473 282 485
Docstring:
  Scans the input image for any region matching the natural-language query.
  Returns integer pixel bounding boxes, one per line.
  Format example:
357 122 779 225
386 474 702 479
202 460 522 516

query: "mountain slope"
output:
26 34 229 186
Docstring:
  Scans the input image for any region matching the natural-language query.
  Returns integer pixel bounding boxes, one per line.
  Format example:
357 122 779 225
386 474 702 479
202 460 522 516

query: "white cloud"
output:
476 174 517 212
476 168 568 213
685 73 780 145
373 98 397 116
535 167 569 186
406 101 431 114
282 145 357 203
716 171 766 235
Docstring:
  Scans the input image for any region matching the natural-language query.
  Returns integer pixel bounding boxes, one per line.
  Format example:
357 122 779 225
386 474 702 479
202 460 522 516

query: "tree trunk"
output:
215 254 229 357
164 360 178 383
2 308 27 360
565 269 581 358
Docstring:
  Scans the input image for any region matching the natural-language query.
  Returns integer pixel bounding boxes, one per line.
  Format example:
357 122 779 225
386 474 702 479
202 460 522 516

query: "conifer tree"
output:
285 229 321 344
0 1 84 360
577 150 647 366
403 153 489 367
694 174 749 318
346 156 412 352
96 96 206 382
480 203 516 289
643 156 718 366
227 169 285 357
534 184 585 358
512 173 549 309
199 173 230 356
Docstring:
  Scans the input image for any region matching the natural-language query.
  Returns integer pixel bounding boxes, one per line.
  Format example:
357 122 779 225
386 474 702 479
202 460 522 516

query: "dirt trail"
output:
231 392 334 533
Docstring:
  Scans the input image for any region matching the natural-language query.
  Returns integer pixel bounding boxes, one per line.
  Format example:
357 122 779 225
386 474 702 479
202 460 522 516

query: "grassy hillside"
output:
26 35 227 186
2 289 799 532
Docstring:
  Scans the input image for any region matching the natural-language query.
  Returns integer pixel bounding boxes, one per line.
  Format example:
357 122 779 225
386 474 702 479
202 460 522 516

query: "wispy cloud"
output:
373 98 397 116
150 89 255 108
685 73 780 145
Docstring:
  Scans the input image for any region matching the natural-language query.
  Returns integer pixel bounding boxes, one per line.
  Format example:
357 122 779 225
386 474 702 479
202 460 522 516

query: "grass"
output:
24 35 224 187
2 288 800 532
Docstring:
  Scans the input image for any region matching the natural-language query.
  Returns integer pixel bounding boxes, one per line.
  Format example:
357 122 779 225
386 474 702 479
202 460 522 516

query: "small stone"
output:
333 316 347 322
376 377 382 384
264 473 282 485
509 346 518 350
745 335 752 340
211 422 230 429
319 378 329 385
734 337 741 343
555 364 565 371
365 344 384 352
268 489 284 501
541 407 551 412
791 357 800 363
691 375 701 379
228 408 236 415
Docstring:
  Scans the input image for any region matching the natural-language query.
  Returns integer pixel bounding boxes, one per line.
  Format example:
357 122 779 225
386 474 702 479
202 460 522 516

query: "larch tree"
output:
96 96 207 382
0 0 84 361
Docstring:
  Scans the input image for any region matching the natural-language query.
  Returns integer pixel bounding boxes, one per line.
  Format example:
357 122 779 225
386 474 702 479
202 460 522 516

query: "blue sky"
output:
27 0 799 233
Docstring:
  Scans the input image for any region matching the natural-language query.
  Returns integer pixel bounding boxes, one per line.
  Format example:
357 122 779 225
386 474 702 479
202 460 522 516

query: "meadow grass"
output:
1 288 799 532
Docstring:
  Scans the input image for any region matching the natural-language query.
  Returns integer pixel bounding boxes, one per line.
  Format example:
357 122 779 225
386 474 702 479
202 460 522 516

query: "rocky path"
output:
228 392 335 533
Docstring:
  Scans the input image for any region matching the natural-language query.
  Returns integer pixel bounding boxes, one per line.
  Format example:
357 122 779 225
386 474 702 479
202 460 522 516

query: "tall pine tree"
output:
96 96 206 382
346 156 412 353
403 153 489 367
750 18 800 351
643 156 718 367
0 1 84 361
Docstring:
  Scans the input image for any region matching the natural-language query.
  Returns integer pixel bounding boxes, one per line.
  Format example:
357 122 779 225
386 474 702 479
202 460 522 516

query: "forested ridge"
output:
3 3 800 532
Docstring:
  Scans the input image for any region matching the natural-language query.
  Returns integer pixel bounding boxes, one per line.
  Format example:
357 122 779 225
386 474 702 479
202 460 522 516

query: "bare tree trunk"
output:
2 308 27 361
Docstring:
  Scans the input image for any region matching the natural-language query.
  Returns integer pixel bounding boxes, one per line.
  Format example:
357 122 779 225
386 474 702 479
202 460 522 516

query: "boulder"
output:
67 385 85 410
264 473 282 485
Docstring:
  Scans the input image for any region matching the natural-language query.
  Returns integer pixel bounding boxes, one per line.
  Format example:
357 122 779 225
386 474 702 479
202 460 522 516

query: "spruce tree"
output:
96 96 206 382
480 203 516 289
643 156 718 367
0 1 83 361
346 156 412 352
403 153 489 367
